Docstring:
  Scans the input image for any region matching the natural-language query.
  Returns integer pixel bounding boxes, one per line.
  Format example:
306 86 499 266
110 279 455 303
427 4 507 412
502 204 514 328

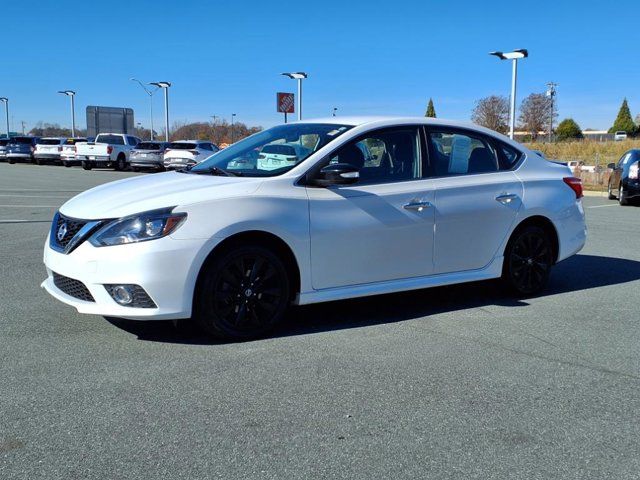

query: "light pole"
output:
0 97 9 138
57 90 76 137
281 72 308 121
332 107 338 117
546 82 558 143
489 49 528 139
231 113 236 143
211 115 218 143
150 81 171 142
131 78 158 140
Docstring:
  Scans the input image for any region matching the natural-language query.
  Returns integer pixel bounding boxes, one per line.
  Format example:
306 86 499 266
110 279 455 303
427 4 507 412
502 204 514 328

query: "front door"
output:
306 127 435 290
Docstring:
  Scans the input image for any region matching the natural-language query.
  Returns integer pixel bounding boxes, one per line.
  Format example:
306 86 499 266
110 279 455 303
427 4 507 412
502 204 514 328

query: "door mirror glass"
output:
313 163 360 186
607 163 616 170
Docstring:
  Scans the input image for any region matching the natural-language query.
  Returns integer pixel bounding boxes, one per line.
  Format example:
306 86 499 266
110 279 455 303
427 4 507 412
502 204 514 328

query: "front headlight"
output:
89 208 187 247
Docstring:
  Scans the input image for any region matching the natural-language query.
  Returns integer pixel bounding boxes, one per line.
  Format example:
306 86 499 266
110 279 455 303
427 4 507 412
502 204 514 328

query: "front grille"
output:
53 272 95 302
55 213 88 248
104 285 157 308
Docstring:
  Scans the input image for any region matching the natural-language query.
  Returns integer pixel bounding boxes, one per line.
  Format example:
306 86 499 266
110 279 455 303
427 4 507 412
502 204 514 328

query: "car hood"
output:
59 171 263 220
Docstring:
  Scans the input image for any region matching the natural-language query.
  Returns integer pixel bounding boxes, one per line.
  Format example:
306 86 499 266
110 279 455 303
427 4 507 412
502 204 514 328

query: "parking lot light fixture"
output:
489 49 528 139
0 97 8 139
332 107 337 117
231 113 236 143
281 72 308 121
131 78 158 140
57 90 76 137
150 82 171 142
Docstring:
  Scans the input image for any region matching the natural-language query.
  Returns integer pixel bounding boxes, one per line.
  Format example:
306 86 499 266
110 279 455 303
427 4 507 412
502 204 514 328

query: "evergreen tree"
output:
555 118 583 141
425 98 436 118
609 98 637 135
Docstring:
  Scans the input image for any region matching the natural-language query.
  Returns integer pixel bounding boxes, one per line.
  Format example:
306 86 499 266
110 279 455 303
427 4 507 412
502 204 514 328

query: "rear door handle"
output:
403 201 432 211
495 193 519 205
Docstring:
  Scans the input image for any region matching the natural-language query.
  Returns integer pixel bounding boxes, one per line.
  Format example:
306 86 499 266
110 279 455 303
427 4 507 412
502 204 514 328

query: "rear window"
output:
11 137 34 145
167 142 197 150
136 142 163 150
38 138 62 145
261 144 297 156
95 135 125 145
64 138 87 145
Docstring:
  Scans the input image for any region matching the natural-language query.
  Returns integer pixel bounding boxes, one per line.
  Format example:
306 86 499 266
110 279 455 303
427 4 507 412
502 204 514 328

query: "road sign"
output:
277 92 295 114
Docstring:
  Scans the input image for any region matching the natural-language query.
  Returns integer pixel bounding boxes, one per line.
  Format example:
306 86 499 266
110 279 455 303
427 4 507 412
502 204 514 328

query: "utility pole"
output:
546 82 558 143
21 121 26 135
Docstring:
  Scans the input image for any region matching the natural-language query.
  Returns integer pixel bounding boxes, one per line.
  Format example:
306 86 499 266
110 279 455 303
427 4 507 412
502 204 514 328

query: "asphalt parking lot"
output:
1 162 639 480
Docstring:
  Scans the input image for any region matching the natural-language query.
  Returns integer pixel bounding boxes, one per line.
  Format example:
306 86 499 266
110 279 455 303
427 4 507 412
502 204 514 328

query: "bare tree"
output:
471 96 509 133
519 93 555 140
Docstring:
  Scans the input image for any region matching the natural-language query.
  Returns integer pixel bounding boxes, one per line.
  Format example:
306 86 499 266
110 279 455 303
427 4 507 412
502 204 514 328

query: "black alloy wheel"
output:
195 245 290 340
503 225 554 296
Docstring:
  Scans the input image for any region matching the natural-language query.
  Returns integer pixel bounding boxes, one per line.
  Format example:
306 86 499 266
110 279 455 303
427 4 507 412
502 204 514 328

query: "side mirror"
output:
313 163 360 187
607 163 616 170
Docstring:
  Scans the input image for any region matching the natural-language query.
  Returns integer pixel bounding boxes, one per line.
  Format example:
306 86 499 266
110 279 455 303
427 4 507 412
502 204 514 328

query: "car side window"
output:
326 128 421 184
202 143 213 151
618 153 631 168
427 130 499 176
127 136 138 146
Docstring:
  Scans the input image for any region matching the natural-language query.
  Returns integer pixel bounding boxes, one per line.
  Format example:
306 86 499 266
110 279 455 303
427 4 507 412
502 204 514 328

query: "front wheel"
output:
194 245 291 341
502 225 554 296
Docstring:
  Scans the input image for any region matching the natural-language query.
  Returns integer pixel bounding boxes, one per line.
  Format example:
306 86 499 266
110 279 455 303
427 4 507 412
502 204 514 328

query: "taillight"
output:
629 162 639 180
563 177 583 199
107 146 113 154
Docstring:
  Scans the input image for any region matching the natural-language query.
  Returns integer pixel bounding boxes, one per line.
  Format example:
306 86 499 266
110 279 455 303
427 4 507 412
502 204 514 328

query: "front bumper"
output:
42 235 213 320
623 179 640 199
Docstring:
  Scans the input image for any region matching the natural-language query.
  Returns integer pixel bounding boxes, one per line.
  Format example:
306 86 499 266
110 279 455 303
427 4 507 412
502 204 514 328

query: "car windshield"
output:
189 123 352 177
95 135 124 145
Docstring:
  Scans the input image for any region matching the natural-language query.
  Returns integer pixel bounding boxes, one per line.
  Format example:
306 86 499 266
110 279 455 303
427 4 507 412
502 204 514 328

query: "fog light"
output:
111 285 133 305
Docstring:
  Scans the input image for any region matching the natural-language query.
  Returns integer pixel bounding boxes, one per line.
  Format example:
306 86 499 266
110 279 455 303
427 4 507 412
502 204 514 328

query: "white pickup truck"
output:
75 133 141 170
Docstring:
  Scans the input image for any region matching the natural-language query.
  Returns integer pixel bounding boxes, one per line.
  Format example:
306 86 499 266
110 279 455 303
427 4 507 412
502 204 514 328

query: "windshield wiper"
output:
201 166 241 177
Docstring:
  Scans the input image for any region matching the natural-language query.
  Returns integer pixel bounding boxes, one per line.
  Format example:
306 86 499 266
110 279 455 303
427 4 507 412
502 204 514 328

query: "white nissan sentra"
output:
42 117 587 340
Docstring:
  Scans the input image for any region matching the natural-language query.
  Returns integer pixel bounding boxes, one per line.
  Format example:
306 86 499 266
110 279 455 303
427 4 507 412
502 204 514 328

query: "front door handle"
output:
403 201 432 211
495 193 519 205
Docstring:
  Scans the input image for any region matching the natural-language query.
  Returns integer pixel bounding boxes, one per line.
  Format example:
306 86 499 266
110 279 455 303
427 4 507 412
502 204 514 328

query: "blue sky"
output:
2 0 639 132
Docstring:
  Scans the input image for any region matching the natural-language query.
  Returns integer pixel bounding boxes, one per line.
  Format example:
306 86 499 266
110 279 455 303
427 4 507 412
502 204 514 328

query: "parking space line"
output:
0 194 70 198
0 220 51 224
0 205 59 208
587 204 619 209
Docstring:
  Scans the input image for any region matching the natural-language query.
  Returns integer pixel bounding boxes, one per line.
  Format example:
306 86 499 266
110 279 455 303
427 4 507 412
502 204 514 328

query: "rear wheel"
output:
502 225 554 296
195 245 291 341
619 183 629 206
132 167 140 172
115 155 127 171
35 158 43 165
8 158 15 164
63 161 72 168
81 160 92 170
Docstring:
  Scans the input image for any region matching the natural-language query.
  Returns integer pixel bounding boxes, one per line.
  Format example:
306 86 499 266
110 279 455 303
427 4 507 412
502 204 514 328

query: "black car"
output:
6 136 39 164
608 149 640 205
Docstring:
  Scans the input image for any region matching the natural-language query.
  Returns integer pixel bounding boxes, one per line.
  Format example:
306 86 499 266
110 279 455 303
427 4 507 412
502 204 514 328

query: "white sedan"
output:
42 117 586 340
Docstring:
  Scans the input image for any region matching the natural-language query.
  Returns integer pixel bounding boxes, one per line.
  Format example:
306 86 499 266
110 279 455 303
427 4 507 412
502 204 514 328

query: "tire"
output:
63 161 71 168
115 155 127 171
619 183 628 206
608 182 616 200
8 158 15 164
35 158 43 165
81 160 92 170
194 245 291 341
132 167 140 172
502 225 554 297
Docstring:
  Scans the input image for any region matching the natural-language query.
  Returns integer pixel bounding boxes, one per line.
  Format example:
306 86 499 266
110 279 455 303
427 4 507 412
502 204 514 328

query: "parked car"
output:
256 142 311 171
163 140 219 170
129 141 169 171
60 137 88 167
607 149 640 205
75 133 140 170
34 138 66 165
567 160 596 173
41 117 586 341
614 131 628 141
7 136 39 164
0 138 9 161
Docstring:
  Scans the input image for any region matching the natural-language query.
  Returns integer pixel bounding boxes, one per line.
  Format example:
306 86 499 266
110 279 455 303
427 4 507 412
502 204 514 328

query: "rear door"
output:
425 126 523 274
